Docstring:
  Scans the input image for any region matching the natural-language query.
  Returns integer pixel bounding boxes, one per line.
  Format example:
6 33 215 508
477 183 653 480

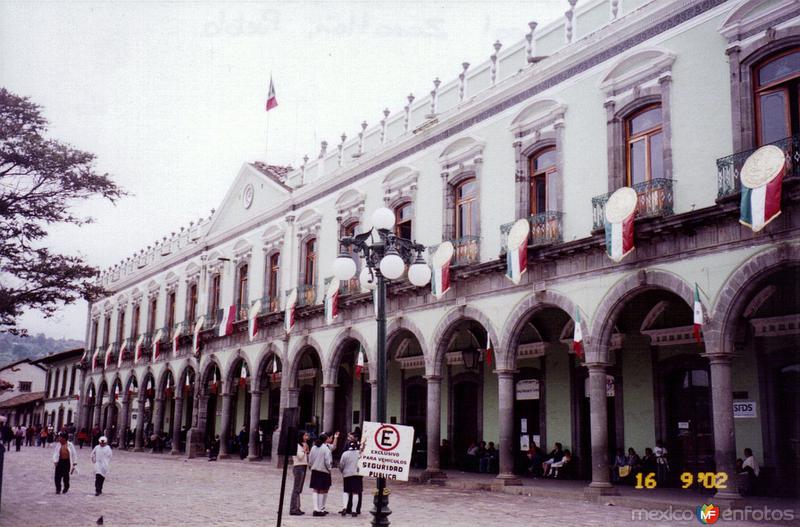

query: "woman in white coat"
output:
91 435 113 496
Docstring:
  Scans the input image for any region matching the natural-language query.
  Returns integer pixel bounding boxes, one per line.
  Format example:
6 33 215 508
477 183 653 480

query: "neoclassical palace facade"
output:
79 0 800 498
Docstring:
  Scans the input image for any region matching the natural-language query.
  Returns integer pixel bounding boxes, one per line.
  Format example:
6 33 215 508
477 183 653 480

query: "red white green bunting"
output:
134 334 144 364
104 343 113 369
284 289 297 333
485 335 493 367
325 280 339 326
117 339 127 368
355 347 365 379
218 305 236 337
604 187 637 263
739 145 785 232
192 316 205 357
91 348 100 372
152 328 164 361
248 300 262 342
572 310 584 360
505 219 530 284
693 284 703 344
431 241 454 300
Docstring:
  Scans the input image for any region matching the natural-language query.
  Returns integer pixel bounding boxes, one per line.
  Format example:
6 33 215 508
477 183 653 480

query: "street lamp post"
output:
333 207 431 527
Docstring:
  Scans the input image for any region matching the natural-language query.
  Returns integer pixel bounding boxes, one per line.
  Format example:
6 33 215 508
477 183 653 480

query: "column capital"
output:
423 375 442 383
494 368 517 377
585 362 613 373
703 353 734 365
321 383 338 390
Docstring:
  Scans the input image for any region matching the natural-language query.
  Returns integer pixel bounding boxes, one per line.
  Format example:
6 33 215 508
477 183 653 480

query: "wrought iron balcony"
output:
339 276 362 296
255 295 281 314
297 284 317 307
500 211 564 253
592 178 674 231
203 309 223 330
236 303 249 321
716 133 800 199
429 235 480 267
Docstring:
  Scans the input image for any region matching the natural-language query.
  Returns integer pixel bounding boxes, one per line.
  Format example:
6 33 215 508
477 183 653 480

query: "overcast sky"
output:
1 1 564 341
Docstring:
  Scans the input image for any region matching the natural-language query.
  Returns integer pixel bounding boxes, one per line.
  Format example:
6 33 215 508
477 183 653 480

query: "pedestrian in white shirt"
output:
52 431 77 494
91 435 113 496
290 431 310 516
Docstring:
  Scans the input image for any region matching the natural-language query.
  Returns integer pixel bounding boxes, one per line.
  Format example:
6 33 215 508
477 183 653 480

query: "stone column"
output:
133 397 145 452
80 402 90 431
118 399 130 449
422 375 445 480
170 394 184 455
218 392 233 459
93 401 102 428
153 397 165 437
186 394 207 459
322 384 336 434
708 354 741 501
248 390 262 461
496 370 521 485
585 363 617 499
369 380 378 423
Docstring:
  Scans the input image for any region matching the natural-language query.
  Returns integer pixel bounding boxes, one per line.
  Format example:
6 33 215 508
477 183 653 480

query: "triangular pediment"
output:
203 163 292 241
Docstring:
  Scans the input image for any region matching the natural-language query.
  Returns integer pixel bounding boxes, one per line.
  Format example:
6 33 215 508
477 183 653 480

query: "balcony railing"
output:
716 133 800 199
297 284 317 307
592 178 674 231
255 295 281 315
236 303 249 322
339 277 362 296
429 235 480 267
500 211 564 253
203 309 223 330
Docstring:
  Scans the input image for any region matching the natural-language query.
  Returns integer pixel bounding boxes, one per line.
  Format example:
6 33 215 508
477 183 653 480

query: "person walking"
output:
52 431 77 494
91 436 113 496
1 423 13 451
237 426 248 460
25 424 35 447
290 431 310 516
309 432 337 516
14 425 23 451
338 442 363 517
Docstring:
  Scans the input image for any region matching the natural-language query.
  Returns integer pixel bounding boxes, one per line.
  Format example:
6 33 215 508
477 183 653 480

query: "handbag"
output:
618 466 631 478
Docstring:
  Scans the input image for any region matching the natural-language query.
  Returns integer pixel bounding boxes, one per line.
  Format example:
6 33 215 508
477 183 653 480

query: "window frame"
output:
147 296 158 335
116 310 126 347
102 314 111 348
209 272 221 318
186 282 198 326
528 147 557 215
753 47 800 146
166 290 176 330
454 177 479 238
394 201 413 239
625 104 663 186
130 304 140 339
303 237 317 287
266 251 281 300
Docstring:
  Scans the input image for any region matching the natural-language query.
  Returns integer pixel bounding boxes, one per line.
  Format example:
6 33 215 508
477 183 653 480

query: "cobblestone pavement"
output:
0 446 784 526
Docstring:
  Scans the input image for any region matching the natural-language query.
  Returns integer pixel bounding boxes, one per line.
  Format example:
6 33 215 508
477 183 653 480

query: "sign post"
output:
276 407 298 527
357 421 414 482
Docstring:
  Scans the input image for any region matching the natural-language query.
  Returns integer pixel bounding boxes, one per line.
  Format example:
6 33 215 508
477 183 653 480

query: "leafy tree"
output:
0 88 125 334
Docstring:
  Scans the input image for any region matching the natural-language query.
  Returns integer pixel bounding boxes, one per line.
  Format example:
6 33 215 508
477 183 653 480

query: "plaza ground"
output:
1 446 798 526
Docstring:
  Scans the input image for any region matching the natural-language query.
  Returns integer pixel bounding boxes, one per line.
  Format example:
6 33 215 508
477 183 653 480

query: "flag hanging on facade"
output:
248 299 262 342
355 347 365 379
117 339 127 368
172 326 181 357
152 328 163 361
739 144 785 232
91 348 100 372
271 357 279 384
505 219 530 284
210 370 218 395
218 305 236 337
485 335 493 367
284 289 297 333
104 344 113 369
325 279 339 325
134 334 144 364
604 187 637 263
573 310 584 360
192 316 205 357
184 374 191 395
239 366 248 388
265 76 278 112
693 284 704 344
431 241 454 299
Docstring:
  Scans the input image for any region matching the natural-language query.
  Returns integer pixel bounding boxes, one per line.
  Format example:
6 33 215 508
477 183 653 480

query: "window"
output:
529 148 557 214
147 296 158 335
266 253 280 300
626 105 663 185
394 202 413 239
69 367 76 395
130 304 140 339
116 310 125 345
755 49 800 145
209 273 221 318
60 367 67 396
236 264 249 307
455 178 479 238
166 291 176 329
102 314 111 348
304 238 317 286
51 370 59 398
187 283 198 325
19 381 31 393
90 319 99 350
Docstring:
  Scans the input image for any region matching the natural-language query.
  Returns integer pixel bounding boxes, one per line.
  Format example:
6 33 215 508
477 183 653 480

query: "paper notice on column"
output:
520 434 530 451
357 421 415 482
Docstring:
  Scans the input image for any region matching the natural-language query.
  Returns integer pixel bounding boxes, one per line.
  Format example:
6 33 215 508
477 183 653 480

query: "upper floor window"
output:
102 314 111 348
755 49 800 145
209 273 221 317
626 105 663 185
147 296 158 335
529 148 557 214
266 252 280 300
60 368 67 396
455 178 479 238
19 381 31 393
236 263 249 307
394 202 413 239
304 238 317 286
51 370 59 397
187 283 198 325
116 310 126 345
130 304 140 339
166 291 176 329
69 367 76 395
91 319 99 350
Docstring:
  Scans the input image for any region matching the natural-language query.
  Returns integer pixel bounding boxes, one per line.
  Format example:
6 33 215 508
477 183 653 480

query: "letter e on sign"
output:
375 424 400 451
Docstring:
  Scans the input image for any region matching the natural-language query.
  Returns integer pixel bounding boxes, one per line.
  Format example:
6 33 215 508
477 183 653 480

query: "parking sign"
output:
357 421 415 481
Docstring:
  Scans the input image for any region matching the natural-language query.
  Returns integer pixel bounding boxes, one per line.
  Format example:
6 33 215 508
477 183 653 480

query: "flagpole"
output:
265 110 270 162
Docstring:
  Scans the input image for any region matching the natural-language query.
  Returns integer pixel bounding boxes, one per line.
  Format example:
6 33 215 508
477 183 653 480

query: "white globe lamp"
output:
379 251 405 280
333 254 357 281
359 266 377 290
372 207 395 231
408 260 432 287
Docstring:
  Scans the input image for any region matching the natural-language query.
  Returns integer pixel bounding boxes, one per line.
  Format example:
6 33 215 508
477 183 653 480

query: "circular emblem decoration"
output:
242 184 255 209
604 187 638 224
432 241 454 268
741 145 785 189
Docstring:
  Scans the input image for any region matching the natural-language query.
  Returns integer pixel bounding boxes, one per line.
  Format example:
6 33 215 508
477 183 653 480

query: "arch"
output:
600 47 676 94
386 317 429 373
589 269 702 364
708 244 800 355
85 380 97 400
141 369 157 399
176 362 197 387
254 342 285 390
287 336 323 389
199 356 224 391
224 349 254 386
499 290 586 371
97 379 109 400
510 98 566 134
430 306 501 376
719 0 797 40
296 208 323 230
157 366 176 398
325 327 372 385
123 371 139 399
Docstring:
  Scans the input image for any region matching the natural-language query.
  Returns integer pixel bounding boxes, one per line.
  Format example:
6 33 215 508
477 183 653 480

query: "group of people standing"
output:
50 430 113 496
0 422 77 451
290 430 364 518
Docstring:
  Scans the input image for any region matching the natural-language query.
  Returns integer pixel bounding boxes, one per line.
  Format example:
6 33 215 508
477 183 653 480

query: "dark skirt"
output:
309 470 331 491
343 475 363 494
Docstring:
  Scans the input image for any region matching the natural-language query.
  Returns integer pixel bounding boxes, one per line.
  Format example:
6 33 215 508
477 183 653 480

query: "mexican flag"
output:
117 339 127 368
134 334 144 364
91 348 100 372
431 261 451 299
104 344 113 369
605 212 634 262
152 328 163 361
248 300 262 342
355 347 365 379
284 290 297 333
265 76 278 112
573 309 584 360
485 335 493 367
325 289 339 325
693 284 703 344
740 172 783 232
218 305 236 337
505 239 527 284
172 328 181 357
192 316 205 357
